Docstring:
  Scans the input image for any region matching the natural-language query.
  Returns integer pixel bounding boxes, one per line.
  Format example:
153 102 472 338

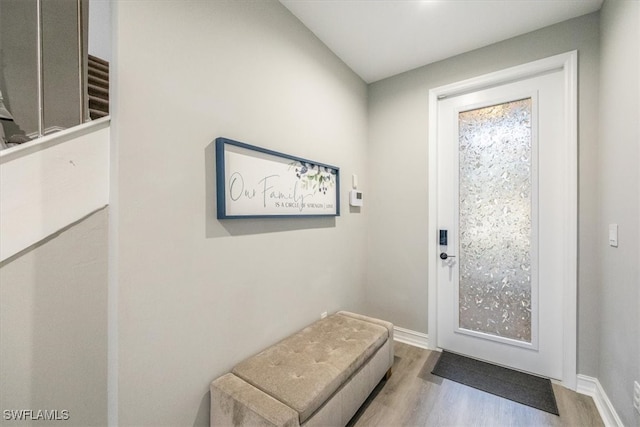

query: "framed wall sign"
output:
216 137 340 219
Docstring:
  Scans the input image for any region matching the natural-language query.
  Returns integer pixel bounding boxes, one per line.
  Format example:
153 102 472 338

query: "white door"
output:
433 56 576 380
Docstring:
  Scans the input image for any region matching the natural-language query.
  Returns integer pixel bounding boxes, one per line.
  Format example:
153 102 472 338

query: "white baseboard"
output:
393 326 429 349
576 374 623 427
391 332 621 426
391 335 622 426
394 329 624 426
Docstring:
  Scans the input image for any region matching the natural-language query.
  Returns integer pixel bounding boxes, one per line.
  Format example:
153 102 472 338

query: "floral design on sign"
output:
290 162 337 195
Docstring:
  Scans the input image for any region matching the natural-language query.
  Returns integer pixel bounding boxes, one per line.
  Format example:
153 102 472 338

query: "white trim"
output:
0 117 110 164
577 375 624 427
393 326 430 349
427 51 578 388
108 1 118 425
561 50 579 391
0 120 111 262
427 81 439 351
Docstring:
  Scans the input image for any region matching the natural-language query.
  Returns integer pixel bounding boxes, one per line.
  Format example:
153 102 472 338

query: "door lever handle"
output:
440 252 456 260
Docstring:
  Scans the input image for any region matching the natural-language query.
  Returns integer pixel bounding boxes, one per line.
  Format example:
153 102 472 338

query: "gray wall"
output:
2 2 636 425
112 1 368 425
0 209 108 427
366 13 602 376
597 1 639 425
88 0 111 62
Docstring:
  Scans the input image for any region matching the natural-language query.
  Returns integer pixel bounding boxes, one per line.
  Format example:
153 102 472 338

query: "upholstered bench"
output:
211 311 394 426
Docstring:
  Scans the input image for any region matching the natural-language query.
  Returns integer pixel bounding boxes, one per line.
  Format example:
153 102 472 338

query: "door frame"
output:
427 51 578 389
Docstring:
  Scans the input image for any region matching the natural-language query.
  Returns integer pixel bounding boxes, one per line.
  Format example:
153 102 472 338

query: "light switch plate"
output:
608 224 618 247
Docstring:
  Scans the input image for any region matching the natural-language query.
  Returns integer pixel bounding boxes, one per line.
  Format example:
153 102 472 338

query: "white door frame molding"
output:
427 51 578 389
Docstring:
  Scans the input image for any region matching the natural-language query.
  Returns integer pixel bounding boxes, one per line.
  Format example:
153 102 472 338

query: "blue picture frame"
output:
216 137 340 219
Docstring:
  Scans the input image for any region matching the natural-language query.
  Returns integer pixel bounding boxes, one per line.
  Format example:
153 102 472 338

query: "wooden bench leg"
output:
385 368 392 380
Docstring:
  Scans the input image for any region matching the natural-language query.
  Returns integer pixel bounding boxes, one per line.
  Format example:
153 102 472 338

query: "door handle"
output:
440 252 456 260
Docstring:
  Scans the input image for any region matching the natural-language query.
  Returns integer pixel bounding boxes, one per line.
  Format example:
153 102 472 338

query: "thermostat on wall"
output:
349 190 363 207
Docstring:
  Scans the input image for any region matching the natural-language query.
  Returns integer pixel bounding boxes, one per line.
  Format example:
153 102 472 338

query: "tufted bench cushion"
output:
231 313 388 424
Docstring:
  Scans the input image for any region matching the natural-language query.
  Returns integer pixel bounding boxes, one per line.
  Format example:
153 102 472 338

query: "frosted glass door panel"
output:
436 63 571 380
458 98 532 343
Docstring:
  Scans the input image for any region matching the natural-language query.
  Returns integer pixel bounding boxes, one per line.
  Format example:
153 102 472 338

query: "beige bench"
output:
211 311 394 426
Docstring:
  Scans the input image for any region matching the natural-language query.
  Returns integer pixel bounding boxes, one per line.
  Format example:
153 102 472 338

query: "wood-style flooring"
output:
348 342 603 427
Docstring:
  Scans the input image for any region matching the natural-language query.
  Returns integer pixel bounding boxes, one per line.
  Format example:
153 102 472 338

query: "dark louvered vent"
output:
88 54 109 119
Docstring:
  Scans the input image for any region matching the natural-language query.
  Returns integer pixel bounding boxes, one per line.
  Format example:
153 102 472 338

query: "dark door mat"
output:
431 350 559 415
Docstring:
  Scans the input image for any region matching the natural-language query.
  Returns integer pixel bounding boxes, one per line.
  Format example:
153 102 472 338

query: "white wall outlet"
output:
320 311 327 319
634 380 640 415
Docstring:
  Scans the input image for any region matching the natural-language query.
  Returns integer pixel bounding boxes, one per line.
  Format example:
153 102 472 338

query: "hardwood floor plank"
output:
348 342 603 427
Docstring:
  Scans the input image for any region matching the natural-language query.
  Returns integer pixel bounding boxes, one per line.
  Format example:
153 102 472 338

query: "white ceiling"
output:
279 0 603 83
